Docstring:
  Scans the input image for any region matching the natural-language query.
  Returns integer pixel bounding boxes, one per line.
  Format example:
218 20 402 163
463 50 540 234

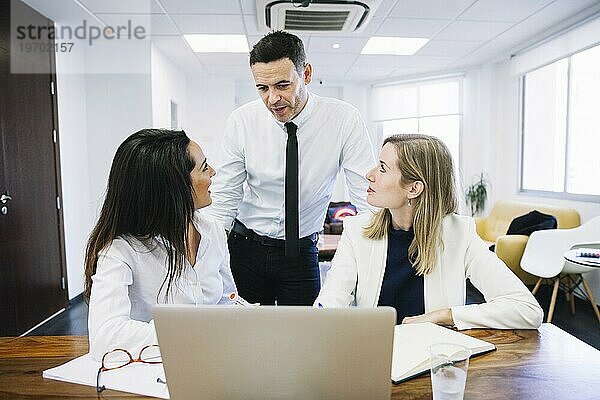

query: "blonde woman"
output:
315 134 543 329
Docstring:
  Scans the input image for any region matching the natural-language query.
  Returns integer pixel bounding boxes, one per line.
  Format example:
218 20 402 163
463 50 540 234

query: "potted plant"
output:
465 173 489 217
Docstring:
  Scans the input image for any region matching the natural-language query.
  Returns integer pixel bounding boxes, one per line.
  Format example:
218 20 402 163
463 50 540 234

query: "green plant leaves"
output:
465 173 489 217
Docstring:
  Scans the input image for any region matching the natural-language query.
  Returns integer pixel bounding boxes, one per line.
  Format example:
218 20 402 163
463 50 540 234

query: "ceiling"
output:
25 0 600 82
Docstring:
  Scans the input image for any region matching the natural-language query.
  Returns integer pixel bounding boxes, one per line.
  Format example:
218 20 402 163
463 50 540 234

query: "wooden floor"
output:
26 283 599 349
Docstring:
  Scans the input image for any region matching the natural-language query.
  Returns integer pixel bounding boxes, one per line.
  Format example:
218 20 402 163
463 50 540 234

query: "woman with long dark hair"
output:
315 134 542 329
85 129 237 359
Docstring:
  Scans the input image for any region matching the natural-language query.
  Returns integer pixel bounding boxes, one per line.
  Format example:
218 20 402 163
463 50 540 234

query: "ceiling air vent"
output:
256 0 380 33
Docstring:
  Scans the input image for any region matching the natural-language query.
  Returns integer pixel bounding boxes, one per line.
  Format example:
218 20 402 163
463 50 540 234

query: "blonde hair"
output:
363 134 458 275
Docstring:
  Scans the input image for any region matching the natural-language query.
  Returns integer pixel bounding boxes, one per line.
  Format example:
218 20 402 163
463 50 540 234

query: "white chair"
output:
520 216 600 324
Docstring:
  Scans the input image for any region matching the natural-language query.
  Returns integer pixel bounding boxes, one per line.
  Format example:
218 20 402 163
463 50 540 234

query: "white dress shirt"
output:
315 213 543 330
88 212 236 360
204 92 375 238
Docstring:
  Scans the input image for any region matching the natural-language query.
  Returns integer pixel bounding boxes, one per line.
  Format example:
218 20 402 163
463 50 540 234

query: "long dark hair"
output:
84 129 195 303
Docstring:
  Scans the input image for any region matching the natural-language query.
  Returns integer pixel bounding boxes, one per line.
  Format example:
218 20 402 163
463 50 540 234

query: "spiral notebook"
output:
391 322 496 384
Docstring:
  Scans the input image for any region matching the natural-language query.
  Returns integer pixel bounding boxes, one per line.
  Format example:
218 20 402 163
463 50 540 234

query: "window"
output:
372 78 462 167
521 44 600 198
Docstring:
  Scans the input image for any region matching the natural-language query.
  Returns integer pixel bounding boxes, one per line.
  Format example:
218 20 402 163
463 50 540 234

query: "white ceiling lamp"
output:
361 37 429 55
184 34 249 53
332 43 340 49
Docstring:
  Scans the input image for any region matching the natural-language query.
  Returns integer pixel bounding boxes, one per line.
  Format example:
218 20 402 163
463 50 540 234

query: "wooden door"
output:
0 0 68 336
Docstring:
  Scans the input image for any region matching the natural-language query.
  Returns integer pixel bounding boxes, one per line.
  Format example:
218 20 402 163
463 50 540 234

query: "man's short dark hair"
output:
249 31 306 75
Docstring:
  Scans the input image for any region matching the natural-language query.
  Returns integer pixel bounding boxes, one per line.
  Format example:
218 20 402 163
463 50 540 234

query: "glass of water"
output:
429 343 471 400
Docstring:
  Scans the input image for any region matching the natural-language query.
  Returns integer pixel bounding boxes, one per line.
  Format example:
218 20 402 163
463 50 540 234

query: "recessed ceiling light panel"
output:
361 37 429 55
184 34 249 53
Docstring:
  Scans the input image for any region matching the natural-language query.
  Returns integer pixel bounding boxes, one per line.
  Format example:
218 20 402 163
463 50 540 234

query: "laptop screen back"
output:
153 305 395 400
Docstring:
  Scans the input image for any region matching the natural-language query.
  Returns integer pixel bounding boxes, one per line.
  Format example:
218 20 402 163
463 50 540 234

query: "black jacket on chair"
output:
489 210 557 252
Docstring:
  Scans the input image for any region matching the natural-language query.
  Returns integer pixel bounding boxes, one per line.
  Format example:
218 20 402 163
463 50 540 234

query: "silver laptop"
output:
153 305 395 400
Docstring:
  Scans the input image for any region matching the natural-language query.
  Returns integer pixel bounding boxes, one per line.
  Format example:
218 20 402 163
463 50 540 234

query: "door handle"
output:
1 194 12 204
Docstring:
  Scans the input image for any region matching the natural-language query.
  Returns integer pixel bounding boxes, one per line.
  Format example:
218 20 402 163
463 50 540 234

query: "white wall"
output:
151 45 187 129
78 60 153 300
184 75 236 166
85 73 153 217
55 44 92 299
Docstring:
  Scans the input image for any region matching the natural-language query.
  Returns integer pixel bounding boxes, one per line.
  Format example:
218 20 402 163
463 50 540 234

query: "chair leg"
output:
580 275 600 325
563 275 576 315
547 277 560 323
532 278 543 295
569 276 576 316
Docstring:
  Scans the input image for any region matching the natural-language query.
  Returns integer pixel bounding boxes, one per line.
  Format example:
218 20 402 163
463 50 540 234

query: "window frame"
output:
372 76 464 169
518 44 600 202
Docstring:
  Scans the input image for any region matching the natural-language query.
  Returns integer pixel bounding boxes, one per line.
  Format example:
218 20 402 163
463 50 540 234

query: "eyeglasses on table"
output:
96 344 162 392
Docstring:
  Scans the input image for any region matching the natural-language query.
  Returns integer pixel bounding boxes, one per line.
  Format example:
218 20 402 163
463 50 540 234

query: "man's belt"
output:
231 219 317 247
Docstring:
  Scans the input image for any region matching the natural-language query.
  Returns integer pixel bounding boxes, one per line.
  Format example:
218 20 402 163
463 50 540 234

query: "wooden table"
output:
1 324 599 399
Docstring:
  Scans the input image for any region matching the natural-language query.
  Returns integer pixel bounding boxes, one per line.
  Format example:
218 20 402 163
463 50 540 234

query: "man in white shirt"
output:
205 31 375 305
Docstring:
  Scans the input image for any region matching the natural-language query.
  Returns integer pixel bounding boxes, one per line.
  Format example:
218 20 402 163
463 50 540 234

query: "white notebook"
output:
391 322 496 384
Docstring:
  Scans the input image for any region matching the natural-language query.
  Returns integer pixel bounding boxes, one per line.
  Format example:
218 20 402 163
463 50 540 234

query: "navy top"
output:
377 227 424 324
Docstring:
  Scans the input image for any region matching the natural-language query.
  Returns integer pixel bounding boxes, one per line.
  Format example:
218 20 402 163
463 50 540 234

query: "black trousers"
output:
228 221 320 306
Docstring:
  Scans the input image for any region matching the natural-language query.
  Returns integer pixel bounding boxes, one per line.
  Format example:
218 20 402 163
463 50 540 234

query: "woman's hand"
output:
402 308 454 327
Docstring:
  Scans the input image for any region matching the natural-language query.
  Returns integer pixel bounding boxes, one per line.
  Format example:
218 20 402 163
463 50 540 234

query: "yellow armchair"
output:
475 200 581 285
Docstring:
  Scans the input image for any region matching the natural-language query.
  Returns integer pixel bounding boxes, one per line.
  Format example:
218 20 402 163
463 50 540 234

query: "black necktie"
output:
284 122 299 257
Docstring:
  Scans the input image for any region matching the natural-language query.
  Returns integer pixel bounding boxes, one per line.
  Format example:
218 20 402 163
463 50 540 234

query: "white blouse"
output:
88 212 236 360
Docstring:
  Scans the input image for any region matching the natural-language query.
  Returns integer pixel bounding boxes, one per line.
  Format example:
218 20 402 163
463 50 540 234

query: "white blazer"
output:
315 213 543 330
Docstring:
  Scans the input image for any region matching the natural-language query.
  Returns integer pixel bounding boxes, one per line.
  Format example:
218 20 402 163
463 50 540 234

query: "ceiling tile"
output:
307 52 358 67
376 18 450 38
96 14 179 35
344 16 386 37
151 36 205 75
387 66 432 78
240 0 257 15
435 20 513 41
416 40 482 57
389 0 475 19
77 0 164 14
159 0 241 14
403 55 457 68
459 0 553 23
201 63 254 78
307 36 369 53
243 14 270 36
447 0 600 69
353 54 410 68
353 54 455 68
372 0 401 18
345 65 395 80
195 53 250 66
171 14 245 34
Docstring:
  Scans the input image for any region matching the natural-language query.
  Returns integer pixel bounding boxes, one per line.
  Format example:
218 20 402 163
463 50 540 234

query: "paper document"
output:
391 322 495 384
43 353 170 399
